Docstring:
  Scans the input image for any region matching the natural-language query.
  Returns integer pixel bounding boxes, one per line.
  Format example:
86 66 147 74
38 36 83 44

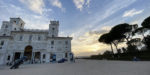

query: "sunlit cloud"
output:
72 26 112 56
71 0 138 56
123 9 144 17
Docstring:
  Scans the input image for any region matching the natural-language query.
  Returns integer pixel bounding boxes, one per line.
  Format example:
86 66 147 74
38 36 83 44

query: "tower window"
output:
52 28 55 30
5 25 8 28
52 35 54 37
14 21 16 23
51 41 54 45
14 28 16 30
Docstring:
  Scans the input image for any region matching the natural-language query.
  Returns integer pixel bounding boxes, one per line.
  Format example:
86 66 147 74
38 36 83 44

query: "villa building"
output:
0 18 72 65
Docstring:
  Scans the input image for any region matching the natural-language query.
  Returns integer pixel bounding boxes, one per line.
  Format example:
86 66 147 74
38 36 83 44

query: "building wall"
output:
0 18 73 65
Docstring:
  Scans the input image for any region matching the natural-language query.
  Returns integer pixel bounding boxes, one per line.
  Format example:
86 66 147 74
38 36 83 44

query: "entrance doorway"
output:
14 52 21 61
34 52 40 63
24 46 32 62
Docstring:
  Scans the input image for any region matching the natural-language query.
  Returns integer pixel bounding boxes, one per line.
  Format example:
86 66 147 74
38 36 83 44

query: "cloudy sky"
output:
0 0 150 56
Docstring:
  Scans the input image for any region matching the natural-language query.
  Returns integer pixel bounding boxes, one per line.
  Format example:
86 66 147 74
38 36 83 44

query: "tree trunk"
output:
142 31 146 41
113 42 118 51
126 38 129 42
110 43 114 54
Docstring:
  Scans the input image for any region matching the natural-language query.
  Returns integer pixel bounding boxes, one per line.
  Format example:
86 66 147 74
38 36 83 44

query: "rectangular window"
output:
52 35 54 37
7 56 10 60
21 23 23 27
65 41 68 45
58 41 61 44
38 36 41 41
19 35 23 41
51 46 53 48
65 53 68 58
43 54 46 59
29 35 32 41
1 41 4 45
3 34 6 36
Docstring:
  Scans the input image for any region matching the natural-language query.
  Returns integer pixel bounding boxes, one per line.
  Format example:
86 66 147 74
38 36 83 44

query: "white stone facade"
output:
0 18 73 65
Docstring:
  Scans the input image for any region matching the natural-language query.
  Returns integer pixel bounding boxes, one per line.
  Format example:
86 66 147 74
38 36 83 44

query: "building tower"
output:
48 21 59 37
0 18 25 36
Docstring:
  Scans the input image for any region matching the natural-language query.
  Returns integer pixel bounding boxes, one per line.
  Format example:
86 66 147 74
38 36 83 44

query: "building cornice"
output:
47 37 72 40
0 36 13 39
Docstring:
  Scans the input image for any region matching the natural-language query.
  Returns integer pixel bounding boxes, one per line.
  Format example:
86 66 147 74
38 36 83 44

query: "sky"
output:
0 0 150 57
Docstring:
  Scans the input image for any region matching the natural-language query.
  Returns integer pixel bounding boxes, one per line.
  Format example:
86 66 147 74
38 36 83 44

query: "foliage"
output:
142 16 150 28
127 38 141 46
126 45 139 53
99 33 114 54
143 35 150 49
96 16 150 61
99 33 113 44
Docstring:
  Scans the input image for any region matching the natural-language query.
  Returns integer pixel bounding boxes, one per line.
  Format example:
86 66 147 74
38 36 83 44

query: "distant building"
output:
0 17 73 65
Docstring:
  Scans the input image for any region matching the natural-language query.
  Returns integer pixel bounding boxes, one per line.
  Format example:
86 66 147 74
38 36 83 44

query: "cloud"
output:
72 25 127 56
19 0 45 14
49 0 65 11
72 0 137 56
89 26 112 35
123 9 144 17
72 0 137 38
73 0 91 11
72 26 112 56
